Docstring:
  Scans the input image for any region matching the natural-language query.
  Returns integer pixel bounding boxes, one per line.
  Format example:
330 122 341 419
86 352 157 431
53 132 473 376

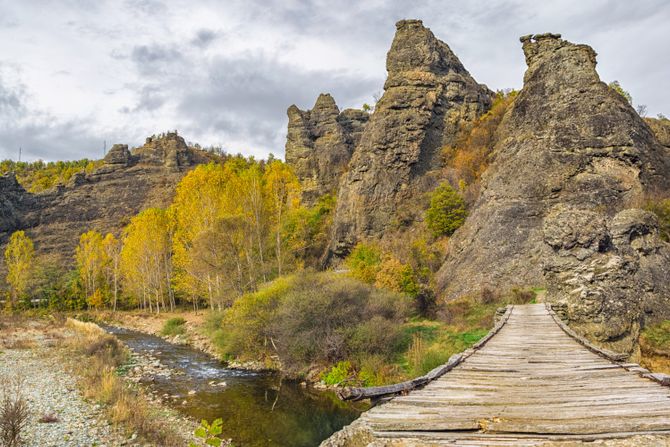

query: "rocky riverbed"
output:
0 317 198 446
0 320 131 447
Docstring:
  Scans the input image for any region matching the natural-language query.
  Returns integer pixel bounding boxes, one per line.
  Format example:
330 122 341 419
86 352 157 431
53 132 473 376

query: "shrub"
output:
374 257 419 297
641 320 670 353
425 183 467 238
161 317 186 337
441 90 517 203
0 378 29 447
222 272 410 375
645 198 670 242
322 361 353 386
190 418 223 447
608 80 632 104
345 243 382 283
218 276 293 358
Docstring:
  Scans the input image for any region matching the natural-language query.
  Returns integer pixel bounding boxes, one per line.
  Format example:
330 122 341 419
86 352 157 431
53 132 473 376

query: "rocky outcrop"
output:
646 117 670 148
285 94 368 205
0 173 26 235
0 133 214 265
436 33 670 355
325 19 493 259
133 132 193 170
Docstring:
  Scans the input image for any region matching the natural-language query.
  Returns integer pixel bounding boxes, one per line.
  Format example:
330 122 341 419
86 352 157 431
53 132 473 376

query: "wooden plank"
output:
321 304 670 445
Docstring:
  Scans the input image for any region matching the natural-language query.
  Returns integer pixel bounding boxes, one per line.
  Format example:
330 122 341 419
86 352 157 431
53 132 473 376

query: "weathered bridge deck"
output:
324 304 670 446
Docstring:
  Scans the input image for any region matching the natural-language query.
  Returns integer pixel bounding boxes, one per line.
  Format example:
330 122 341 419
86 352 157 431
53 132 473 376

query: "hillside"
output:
0 132 216 264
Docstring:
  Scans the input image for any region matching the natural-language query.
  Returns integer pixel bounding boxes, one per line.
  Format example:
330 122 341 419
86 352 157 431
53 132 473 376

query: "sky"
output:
0 0 668 162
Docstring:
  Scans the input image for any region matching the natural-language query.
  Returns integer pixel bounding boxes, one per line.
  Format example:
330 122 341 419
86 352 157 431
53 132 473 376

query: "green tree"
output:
3 231 35 310
425 182 467 237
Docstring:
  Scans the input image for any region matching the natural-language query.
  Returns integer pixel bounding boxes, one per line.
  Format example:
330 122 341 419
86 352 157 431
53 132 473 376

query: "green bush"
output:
641 320 670 352
160 317 186 337
218 276 293 358
425 182 467 238
221 272 410 376
608 80 632 104
322 361 353 385
345 243 382 283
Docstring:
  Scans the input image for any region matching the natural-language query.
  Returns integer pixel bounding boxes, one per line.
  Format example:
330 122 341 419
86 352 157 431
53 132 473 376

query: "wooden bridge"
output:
323 304 670 446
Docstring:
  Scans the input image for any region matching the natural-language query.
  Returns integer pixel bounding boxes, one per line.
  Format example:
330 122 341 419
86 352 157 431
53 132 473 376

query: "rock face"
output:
646 117 670 148
285 94 368 205
325 19 493 259
0 173 27 235
436 33 670 355
0 134 214 265
134 132 193 170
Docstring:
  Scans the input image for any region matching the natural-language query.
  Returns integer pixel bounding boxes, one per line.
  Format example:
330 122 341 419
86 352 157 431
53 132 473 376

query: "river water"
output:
104 325 367 447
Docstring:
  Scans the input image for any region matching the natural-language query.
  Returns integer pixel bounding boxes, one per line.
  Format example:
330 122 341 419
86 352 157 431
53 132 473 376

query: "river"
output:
104 325 367 446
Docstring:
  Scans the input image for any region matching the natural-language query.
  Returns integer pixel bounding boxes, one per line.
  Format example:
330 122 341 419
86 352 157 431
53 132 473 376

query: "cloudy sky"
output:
0 0 668 162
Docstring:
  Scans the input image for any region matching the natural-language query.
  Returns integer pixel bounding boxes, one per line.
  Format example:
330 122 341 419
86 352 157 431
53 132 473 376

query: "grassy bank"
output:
640 320 670 373
63 318 189 446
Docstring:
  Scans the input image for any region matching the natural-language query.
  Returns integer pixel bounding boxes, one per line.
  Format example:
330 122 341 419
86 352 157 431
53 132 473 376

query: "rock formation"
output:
0 133 215 265
285 94 368 205
436 33 670 355
646 117 670 148
324 19 493 259
0 173 26 236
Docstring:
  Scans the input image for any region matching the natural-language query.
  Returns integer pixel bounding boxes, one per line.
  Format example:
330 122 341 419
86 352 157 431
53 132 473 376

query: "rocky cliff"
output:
436 33 670 355
323 20 493 259
0 133 213 265
646 117 670 149
285 94 368 205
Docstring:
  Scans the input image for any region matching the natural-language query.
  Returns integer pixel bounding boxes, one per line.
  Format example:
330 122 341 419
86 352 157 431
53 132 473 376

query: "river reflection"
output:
104 325 368 447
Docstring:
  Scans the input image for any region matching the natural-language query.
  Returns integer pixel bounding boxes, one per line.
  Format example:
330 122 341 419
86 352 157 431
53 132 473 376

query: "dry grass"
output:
65 319 187 446
1 338 36 350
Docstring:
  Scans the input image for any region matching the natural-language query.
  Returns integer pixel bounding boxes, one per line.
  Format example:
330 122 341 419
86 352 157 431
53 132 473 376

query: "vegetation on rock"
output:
0 159 102 193
425 183 467 238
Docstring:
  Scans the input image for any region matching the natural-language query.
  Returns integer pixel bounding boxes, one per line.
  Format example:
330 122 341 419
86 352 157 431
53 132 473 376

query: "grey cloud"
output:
124 84 166 112
176 51 380 153
0 74 105 161
191 29 219 48
130 44 183 75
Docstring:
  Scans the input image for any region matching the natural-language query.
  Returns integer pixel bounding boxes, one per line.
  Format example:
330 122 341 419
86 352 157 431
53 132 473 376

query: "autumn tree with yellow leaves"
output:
4 230 35 310
75 230 107 308
120 208 174 313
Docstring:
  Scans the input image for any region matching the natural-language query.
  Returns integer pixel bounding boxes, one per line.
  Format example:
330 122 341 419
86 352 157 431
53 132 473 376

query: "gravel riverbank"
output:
0 322 130 447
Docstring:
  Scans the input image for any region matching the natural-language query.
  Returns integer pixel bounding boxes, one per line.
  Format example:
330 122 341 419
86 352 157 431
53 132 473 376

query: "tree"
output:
75 230 107 309
425 182 467 237
608 80 632 104
263 160 300 276
121 208 174 313
103 233 122 311
171 163 241 309
4 231 34 310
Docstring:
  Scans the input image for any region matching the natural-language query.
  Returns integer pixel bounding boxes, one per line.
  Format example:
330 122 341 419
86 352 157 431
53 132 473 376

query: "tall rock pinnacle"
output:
324 19 493 260
436 33 670 355
285 93 368 205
